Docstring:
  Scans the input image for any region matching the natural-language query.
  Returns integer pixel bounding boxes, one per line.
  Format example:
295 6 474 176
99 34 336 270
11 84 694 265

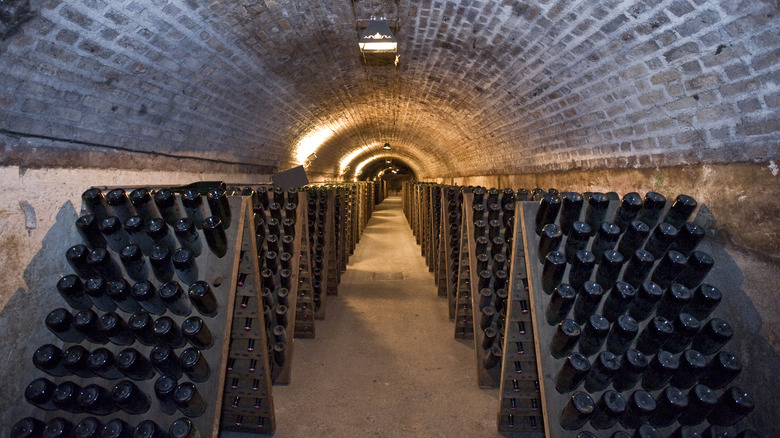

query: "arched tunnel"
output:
0 0 778 435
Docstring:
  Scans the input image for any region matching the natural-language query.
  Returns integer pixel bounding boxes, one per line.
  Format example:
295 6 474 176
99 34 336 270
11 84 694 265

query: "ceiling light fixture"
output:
382 142 391 150
359 17 397 53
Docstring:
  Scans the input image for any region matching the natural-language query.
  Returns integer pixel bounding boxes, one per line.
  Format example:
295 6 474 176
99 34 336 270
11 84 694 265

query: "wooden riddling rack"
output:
17 184 275 436
441 186 464 320
520 192 755 437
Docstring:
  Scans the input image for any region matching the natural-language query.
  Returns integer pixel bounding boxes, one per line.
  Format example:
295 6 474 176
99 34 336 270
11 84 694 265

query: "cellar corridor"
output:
271 196 502 437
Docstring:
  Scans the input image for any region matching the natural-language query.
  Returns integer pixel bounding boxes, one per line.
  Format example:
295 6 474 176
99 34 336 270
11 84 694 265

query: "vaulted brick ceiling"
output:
0 0 777 179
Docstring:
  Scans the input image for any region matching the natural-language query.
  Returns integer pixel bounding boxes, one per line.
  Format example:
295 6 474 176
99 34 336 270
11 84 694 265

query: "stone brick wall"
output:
0 0 776 178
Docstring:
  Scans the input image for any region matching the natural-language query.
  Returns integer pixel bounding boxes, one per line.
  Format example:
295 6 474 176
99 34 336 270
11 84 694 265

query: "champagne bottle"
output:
541 251 567 294
154 316 186 348
106 189 137 224
635 316 674 356
664 313 700 353
637 192 667 227
578 314 610 356
154 375 178 415
619 389 656 429
627 281 664 321
572 281 604 325
655 283 692 320
202 216 228 258
52 380 83 413
565 221 591 262
538 224 563 263
691 318 733 355
66 243 92 278
188 281 218 317
86 247 123 281
207 188 231 229
116 347 155 380
663 194 698 229
601 281 636 322
179 347 209 382
73 309 109 344
33 344 69 377
76 214 107 249
617 220 651 260
46 307 84 343
535 194 561 235
119 244 149 282
150 344 182 379
590 390 626 430
676 250 714 289
56 274 93 310
545 283 577 325
621 249 654 289
131 280 166 315
97 311 134 346
550 319 581 359
555 352 590 393
559 192 584 235
124 215 155 256
153 188 182 226
612 349 648 392
559 392 595 430
173 217 202 256
129 310 157 345
129 188 160 222
700 351 742 389
605 314 638 355
641 350 679 390
569 250 596 292
182 316 213 349
84 276 118 312
77 383 118 415
613 192 643 230
594 250 624 291
644 223 678 258
99 216 130 252
706 387 754 426
87 347 123 380
591 223 621 260
173 382 206 416
584 193 609 235
111 380 151 415
11 417 46 438
159 280 191 316
82 188 110 221
169 418 199 438
671 349 708 389
134 420 167 438
172 248 198 285
675 222 706 256
584 351 620 392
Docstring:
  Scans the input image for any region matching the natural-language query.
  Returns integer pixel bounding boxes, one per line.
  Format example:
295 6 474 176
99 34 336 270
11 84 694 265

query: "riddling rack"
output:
441 186 464 320
16 184 273 437
521 191 755 437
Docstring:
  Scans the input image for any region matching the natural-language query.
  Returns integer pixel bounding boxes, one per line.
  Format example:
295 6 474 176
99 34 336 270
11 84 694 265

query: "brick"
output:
674 10 720 37
696 104 736 123
684 73 723 91
737 116 780 136
664 42 699 63
59 5 95 30
666 0 695 17
752 48 780 71
650 69 681 85
766 92 780 109
737 98 762 114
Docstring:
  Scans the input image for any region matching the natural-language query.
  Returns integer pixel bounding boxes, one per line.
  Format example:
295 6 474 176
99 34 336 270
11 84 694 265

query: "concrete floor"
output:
272 197 503 438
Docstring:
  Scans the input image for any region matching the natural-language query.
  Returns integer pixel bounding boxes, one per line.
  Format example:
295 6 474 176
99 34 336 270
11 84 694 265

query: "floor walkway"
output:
272 196 503 437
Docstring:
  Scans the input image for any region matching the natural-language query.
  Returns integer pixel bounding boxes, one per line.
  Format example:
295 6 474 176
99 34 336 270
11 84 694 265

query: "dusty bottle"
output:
128 188 160 222
559 392 595 430
584 351 620 392
173 217 202 256
605 314 638 355
664 313 700 353
644 223 678 259
572 281 604 325
675 222 705 256
87 347 123 380
679 384 718 426
179 347 209 382
545 283 577 325
78 384 118 415
97 311 134 346
641 350 680 390
637 192 667 227
153 188 182 226
86 248 123 281
565 221 591 262
584 193 609 235
76 214 107 249
617 220 651 260
622 249 655 289
612 349 649 392
613 192 643 230
65 243 92 278
691 318 733 355
202 216 228 258
535 193 561 235
46 307 84 343
82 188 110 221
159 280 192 316
129 310 157 345
569 250 596 292
590 390 626 430
555 352 590 393
635 316 674 356
594 250 624 291
656 283 692 320
150 344 182 379
601 281 636 322
207 188 231 229
131 280 166 315
676 250 714 289
707 387 754 426
550 318 581 359
649 385 688 428
116 347 155 380
671 349 708 389
592 222 621 260
538 223 563 263
154 316 187 348
627 281 664 322
111 380 151 415
663 194 697 229
56 274 93 310
578 314 610 357
188 280 218 317
619 389 656 429
73 309 109 344
124 215 155 256
700 351 742 390
541 251 567 294
559 192 584 235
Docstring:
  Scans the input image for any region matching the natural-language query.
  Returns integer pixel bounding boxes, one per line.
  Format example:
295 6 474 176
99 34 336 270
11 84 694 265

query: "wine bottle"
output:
535 193 561 235
559 192 584 235
46 308 84 343
601 281 636 322
541 251 567 294
572 281 604 325
128 188 160 222
146 218 177 253
173 382 206 417
150 344 183 379
97 312 134 346
86 248 123 281
637 192 667 227
612 192 643 231
131 280 166 315
33 344 70 377
154 375 178 415
87 347 123 380
84 276 118 312
700 351 742 389
641 349 680 390
706 387 754 426
66 243 92 278
655 283 692 320
119 244 149 282
545 283 577 325
675 222 706 256
564 221 591 262
173 217 202 256
583 351 620 392
621 249 654 289
650 251 688 289
691 318 733 355
619 389 656 429
202 216 228 258
554 352 590 393
591 223 621 260
182 316 213 349
188 280 218 317
128 310 157 345
99 216 130 252
594 250 624 291
179 347 209 382
111 380 151 415
569 250 596 292
644 223 678 259
76 214 108 249
172 248 198 285
671 349 708 389
677 250 714 289
133 420 167 438
538 224 563 263
124 215 155 256
550 319 581 359
616 220 651 260
52 381 83 413
101 419 133 438
663 194 698 229
207 188 231 228
82 188 110 221
584 193 609 235
274 341 287 367
664 313 700 353
612 349 649 392
635 316 674 356
73 309 109 344
56 274 93 310
169 418 199 438
153 188 182 226
627 281 664 321
154 316 187 348
578 314 610 357
42 417 75 438
11 417 46 438
605 314 638 355
590 390 626 430
78 383 118 415
559 392 595 430
116 347 155 380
